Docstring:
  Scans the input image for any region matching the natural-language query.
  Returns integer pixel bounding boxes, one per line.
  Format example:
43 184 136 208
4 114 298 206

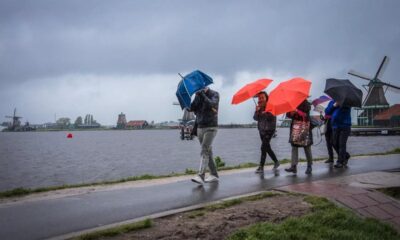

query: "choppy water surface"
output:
0 128 399 191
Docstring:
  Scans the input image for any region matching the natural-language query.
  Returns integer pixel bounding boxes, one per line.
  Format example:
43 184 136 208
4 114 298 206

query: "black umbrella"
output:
324 78 363 108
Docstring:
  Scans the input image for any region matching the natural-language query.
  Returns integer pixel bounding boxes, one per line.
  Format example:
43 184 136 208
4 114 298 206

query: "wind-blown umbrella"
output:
176 70 213 110
324 78 363 108
266 77 311 116
312 95 332 112
231 78 273 105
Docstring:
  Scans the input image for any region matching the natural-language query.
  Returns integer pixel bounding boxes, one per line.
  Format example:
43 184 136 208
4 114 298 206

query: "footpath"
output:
0 154 399 240
277 171 400 231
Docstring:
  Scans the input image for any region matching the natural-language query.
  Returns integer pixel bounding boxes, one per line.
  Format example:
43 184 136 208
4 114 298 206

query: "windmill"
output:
348 56 400 126
5 108 23 131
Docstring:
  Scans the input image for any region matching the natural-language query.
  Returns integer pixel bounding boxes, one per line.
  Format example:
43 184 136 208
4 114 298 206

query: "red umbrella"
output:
265 77 311 116
231 78 273 105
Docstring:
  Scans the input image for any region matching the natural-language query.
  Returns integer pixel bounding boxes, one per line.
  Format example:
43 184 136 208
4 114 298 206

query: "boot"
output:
324 158 334 163
255 166 264 173
273 161 280 169
305 165 312 174
285 165 297 174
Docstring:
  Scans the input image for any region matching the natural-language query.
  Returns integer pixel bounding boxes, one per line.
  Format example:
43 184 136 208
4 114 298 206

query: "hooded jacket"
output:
325 100 351 129
253 109 276 133
190 89 219 128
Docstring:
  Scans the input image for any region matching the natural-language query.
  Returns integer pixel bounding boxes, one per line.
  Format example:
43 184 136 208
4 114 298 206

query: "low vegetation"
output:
228 196 399 240
378 187 400 200
72 219 152 240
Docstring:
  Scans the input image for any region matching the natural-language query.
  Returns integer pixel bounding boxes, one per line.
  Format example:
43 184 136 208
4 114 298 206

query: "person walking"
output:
253 91 279 173
285 100 313 174
188 87 220 184
320 112 335 163
325 100 351 168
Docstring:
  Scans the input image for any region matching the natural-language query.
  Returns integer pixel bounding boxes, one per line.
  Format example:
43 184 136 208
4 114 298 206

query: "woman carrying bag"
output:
285 100 313 175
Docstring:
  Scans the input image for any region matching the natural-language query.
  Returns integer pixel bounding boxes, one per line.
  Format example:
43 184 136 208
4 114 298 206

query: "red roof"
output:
374 104 400 120
126 120 148 127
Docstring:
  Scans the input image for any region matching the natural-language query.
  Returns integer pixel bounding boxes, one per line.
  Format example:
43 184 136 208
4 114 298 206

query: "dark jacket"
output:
253 109 276 133
286 100 313 147
190 89 219 128
325 100 351 129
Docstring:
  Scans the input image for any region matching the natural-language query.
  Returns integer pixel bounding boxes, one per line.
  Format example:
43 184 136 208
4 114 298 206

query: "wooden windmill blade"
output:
374 56 388 80
348 70 373 81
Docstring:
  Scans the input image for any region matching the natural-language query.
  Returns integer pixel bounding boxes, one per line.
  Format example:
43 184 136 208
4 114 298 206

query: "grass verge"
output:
1 148 399 199
228 196 399 240
71 219 152 240
378 187 400 200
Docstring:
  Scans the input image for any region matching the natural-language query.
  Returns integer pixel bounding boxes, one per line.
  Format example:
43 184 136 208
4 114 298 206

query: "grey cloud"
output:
0 0 400 123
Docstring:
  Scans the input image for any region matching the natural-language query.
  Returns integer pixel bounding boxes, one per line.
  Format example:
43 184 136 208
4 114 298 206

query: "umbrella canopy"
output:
324 78 363 108
266 77 311 116
312 95 332 112
231 78 273 105
176 70 213 109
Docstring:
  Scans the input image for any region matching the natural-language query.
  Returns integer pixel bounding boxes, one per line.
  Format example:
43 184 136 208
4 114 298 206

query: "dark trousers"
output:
325 123 334 160
259 130 278 166
332 127 351 164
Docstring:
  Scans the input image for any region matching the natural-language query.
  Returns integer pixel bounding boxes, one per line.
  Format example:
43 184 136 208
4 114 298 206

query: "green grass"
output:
1 148 399 199
73 219 152 240
378 187 400 200
228 196 400 240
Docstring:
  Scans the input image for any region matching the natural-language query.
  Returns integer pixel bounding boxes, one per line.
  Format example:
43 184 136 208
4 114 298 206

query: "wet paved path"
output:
278 172 400 231
0 154 399 240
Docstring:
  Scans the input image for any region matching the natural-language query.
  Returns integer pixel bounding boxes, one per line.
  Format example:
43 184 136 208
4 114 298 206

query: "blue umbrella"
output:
176 70 214 110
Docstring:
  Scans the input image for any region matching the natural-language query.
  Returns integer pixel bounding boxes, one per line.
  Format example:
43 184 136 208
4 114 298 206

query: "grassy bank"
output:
1 148 399 199
228 196 399 240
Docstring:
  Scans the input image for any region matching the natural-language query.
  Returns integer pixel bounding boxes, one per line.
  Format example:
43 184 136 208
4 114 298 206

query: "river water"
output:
0 128 399 191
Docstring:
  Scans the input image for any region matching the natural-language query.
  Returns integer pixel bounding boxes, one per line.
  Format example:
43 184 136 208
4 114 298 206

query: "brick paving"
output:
277 180 400 231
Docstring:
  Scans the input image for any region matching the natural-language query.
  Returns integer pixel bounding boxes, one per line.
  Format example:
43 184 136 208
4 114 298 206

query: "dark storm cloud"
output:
0 0 399 124
1 0 399 83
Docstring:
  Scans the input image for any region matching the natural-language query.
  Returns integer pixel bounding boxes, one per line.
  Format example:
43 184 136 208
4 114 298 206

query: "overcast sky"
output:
1 0 399 125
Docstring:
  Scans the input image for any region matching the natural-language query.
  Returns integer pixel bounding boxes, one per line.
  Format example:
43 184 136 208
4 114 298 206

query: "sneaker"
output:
255 166 264 173
305 166 312 174
324 158 334 163
191 175 204 184
273 162 280 169
205 175 219 183
284 166 297 174
334 162 344 168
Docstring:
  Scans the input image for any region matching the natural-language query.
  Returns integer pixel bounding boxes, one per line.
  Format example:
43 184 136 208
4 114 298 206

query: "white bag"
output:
320 123 327 135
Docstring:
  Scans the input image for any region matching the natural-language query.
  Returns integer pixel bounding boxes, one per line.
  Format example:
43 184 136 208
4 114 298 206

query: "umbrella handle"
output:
252 97 257 106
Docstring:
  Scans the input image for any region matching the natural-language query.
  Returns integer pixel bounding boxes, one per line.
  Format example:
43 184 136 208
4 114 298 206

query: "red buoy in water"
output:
67 133 73 138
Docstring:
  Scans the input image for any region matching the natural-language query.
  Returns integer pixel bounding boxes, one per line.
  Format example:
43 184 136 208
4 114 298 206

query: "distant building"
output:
116 112 127 129
373 104 400 127
126 120 149 129
77 114 101 128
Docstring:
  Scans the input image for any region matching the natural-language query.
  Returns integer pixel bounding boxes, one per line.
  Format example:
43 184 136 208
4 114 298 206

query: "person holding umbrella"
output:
253 91 280 173
176 70 220 184
284 100 313 175
324 78 362 168
325 100 351 168
189 87 220 184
